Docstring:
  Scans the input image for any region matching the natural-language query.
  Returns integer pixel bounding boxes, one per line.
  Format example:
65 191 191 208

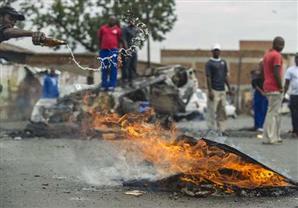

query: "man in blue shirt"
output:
31 68 59 123
205 44 231 135
42 68 59 98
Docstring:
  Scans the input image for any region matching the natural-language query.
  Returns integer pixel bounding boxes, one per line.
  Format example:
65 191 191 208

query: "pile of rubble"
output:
15 65 201 138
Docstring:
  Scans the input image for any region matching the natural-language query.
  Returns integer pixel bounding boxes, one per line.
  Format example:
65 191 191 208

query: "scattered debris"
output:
257 134 263 139
52 175 67 180
70 197 89 201
11 65 201 138
13 136 22 140
124 190 146 197
82 186 99 192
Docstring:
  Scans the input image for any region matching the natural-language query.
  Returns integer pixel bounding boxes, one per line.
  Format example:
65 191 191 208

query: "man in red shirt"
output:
262 36 285 144
97 16 122 91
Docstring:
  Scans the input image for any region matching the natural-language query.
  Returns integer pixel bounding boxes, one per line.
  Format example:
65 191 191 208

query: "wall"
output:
161 49 293 89
160 47 294 113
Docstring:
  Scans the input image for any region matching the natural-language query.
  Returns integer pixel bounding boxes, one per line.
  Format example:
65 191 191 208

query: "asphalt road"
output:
0 116 298 208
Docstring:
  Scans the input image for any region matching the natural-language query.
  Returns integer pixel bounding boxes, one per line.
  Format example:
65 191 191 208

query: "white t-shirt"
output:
285 65 298 95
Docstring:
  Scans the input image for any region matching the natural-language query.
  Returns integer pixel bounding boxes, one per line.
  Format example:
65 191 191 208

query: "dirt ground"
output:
0 115 298 208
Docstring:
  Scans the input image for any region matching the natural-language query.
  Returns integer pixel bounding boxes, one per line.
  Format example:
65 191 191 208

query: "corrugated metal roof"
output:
0 42 34 54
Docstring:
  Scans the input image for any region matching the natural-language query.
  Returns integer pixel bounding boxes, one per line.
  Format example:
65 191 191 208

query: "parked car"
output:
185 89 237 118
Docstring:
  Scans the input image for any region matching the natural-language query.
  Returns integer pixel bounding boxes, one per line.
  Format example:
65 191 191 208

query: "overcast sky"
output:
8 0 298 63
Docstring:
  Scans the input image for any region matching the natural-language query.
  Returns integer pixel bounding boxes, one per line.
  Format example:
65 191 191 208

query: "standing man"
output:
97 16 122 91
121 20 138 87
0 6 45 44
251 60 268 132
205 44 231 135
31 68 60 123
284 53 298 138
262 36 285 144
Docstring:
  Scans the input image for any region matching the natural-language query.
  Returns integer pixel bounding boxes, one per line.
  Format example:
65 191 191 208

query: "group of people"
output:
251 37 298 143
0 7 138 123
207 36 298 144
1 6 298 138
96 15 138 91
0 6 138 91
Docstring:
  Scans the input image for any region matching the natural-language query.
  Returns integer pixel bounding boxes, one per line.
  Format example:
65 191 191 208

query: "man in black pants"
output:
121 20 138 87
284 53 298 137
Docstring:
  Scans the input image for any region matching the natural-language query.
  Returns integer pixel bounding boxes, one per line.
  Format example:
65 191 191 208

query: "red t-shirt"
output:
97 24 122 49
263 49 283 92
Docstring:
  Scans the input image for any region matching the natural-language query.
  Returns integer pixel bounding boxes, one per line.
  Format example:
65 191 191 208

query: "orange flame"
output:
84 95 292 190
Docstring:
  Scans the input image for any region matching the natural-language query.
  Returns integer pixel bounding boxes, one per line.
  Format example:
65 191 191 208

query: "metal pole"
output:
146 9 151 68
236 54 242 112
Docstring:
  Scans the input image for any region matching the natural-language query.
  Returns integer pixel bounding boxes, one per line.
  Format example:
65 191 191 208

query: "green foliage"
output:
116 0 177 42
18 0 177 52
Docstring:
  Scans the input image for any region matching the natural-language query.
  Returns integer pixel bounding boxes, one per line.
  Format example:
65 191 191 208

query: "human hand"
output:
226 90 233 96
260 91 266 96
32 31 46 45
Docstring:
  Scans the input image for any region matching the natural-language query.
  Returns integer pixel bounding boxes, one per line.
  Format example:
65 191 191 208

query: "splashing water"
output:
67 11 149 72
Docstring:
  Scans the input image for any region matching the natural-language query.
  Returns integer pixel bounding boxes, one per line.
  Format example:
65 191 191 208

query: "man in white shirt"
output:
284 53 298 137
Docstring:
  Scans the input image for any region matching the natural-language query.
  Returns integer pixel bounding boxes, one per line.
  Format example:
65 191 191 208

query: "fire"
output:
83 95 293 191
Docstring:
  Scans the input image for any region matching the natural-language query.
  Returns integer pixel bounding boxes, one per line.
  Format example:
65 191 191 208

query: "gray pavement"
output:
0 115 298 208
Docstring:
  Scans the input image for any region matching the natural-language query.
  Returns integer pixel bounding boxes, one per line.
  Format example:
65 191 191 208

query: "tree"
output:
115 0 177 42
18 0 177 53
20 0 111 52
114 0 177 66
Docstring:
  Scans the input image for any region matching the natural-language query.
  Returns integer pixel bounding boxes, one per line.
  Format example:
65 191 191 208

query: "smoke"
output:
73 140 168 186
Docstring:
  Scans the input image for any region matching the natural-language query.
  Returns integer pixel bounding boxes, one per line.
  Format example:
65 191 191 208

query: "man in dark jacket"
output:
121 21 138 87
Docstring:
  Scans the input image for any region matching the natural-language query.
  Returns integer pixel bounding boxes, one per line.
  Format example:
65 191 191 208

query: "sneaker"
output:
256 128 263 132
107 87 115 92
262 141 282 145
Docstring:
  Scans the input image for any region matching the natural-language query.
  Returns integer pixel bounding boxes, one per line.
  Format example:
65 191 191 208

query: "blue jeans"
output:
99 49 118 89
253 90 268 129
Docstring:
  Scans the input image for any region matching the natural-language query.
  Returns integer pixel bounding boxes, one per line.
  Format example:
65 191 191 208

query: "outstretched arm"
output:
3 27 45 45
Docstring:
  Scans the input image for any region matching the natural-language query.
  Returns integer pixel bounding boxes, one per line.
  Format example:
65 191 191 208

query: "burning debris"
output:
9 64 297 197
123 137 298 197
68 104 298 197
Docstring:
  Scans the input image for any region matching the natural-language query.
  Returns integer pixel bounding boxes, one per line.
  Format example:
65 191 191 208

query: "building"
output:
0 43 161 120
161 40 295 112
